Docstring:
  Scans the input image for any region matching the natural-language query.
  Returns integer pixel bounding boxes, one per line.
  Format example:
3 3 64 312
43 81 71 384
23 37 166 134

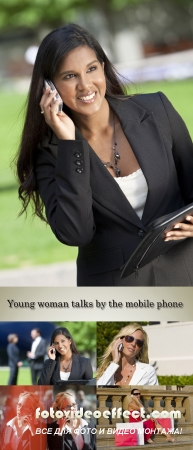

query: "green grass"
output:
0 367 32 385
0 79 193 269
134 79 193 136
0 91 77 268
0 190 78 268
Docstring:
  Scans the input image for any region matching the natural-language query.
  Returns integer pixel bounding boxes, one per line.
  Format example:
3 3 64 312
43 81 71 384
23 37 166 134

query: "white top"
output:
97 361 158 386
60 371 70 380
114 169 148 219
4 418 29 450
64 418 88 450
31 336 41 357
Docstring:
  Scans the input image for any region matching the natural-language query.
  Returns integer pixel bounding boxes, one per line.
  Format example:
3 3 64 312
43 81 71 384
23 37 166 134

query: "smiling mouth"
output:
78 92 96 102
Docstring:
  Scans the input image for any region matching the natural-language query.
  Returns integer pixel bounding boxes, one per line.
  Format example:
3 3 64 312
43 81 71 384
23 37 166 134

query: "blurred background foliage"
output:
158 375 193 386
0 0 192 30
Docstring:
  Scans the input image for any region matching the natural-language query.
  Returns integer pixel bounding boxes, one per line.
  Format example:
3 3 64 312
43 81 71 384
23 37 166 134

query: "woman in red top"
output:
128 389 176 444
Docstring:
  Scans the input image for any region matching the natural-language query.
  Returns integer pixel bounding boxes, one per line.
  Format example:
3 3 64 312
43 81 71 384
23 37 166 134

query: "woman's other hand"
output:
48 346 56 361
165 215 193 241
111 339 123 364
39 86 75 140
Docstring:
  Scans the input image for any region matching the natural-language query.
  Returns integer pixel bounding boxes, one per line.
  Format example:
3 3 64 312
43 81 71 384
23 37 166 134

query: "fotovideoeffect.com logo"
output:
35 406 181 421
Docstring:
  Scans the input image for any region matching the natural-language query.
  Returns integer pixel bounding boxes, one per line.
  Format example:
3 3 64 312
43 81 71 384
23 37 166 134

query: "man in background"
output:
27 328 47 385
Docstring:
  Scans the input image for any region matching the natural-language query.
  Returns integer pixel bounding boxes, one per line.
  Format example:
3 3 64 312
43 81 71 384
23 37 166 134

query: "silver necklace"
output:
122 362 136 384
101 113 121 177
61 358 72 372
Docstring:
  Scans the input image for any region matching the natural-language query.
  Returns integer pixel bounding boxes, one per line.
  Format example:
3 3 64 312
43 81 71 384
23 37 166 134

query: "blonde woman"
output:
47 391 96 450
2 391 46 450
97 323 158 386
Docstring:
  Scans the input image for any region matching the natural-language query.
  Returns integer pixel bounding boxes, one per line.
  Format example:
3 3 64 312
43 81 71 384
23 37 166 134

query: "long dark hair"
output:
51 327 79 359
16 23 125 221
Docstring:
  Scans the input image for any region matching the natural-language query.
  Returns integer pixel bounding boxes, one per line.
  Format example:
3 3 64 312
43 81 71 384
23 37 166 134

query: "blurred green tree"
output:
54 321 96 356
0 0 191 29
0 0 155 29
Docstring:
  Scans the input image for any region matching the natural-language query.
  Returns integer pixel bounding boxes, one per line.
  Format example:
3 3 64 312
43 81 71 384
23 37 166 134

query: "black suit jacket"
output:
30 337 47 370
2 424 47 450
47 421 96 450
7 343 20 367
35 92 193 286
38 354 93 385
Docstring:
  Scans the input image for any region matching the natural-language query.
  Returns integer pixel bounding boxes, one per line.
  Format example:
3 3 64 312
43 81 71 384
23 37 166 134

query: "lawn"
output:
0 367 32 385
0 79 193 269
0 90 77 269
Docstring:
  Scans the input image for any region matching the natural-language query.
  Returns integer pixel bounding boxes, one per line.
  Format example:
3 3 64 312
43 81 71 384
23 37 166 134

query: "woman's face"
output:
17 396 33 419
53 334 72 356
60 396 77 412
53 46 106 118
122 330 144 359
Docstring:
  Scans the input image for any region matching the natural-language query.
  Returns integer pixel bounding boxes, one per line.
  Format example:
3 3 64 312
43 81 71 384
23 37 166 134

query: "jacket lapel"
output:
75 127 144 228
108 96 170 226
47 95 169 227
69 354 81 380
55 359 61 382
129 361 148 384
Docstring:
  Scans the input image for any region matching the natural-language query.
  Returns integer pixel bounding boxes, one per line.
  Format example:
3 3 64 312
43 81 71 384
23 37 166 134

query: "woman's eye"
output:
87 66 97 72
64 74 75 79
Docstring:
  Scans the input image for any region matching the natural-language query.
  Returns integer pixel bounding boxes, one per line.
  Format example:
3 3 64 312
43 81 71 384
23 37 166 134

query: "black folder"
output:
55 379 96 386
121 203 193 278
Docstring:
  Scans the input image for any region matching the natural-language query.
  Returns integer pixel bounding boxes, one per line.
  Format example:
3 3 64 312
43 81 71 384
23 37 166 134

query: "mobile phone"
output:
51 345 56 354
44 79 63 113
118 343 124 352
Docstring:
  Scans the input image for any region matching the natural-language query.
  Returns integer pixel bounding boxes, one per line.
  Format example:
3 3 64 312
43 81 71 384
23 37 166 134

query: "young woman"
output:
38 327 93 385
47 391 96 450
6 334 22 385
1 392 46 450
128 389 177 444
17 24 193 286
97 323 158 385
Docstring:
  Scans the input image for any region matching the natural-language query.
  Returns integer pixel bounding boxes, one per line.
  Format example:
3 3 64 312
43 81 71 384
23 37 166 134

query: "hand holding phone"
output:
40 79 75 140
48 345 56 360
118 343 124 352
44 79 63 113
111 339 123 364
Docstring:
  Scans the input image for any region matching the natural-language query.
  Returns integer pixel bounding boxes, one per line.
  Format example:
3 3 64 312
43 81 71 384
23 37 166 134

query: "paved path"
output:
0 261 76 286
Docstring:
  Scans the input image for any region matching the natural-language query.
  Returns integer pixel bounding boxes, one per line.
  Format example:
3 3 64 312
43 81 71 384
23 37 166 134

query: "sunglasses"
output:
132 392 141 396
123 335 144 348
63 403 77 411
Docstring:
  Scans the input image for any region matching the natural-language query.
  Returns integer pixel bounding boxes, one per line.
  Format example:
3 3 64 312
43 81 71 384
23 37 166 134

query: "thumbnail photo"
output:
96 385 193 447
0 384 97 450
0 322 96 386
96 321 193 386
